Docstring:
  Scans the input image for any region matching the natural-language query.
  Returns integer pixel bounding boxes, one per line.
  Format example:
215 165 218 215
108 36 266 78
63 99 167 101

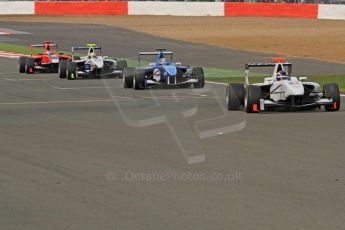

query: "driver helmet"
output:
279 70 287 76
89 51 96 58
158 52 165 65
159 57 166 65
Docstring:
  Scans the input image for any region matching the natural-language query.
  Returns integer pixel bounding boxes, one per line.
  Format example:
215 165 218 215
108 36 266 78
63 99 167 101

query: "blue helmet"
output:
158 52 164 59
279 70 287 76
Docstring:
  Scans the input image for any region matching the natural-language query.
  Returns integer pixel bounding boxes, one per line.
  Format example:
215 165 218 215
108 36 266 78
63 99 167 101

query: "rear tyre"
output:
66 62 77 80
133 69 146 90
18 56 27 73
192 67 205 88
25 58 35 74
59 60 68 79
123 67 135 88
226 83 245 111
245 85 261 113
323 83 340 111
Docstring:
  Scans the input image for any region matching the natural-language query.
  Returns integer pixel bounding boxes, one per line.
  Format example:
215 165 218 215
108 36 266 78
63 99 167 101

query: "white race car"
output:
226 58 340 113
59 44 127 80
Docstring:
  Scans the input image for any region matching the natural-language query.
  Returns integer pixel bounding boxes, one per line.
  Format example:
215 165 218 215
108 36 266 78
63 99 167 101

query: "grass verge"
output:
0 42 74 56
0 42 45 55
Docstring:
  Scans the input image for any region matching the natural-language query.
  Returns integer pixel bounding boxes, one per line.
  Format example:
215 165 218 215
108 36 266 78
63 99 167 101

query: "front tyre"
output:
245 85 261 113
226 83 245 111
18 56 27 73
25 58 35 74
192 67 205 88
133 69 146 90
323 83 340 111
66 62 77 80
123 67 135 88
59 60 68 79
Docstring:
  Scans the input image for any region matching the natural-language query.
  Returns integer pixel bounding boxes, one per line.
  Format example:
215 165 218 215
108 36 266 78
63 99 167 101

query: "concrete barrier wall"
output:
0 1 34 15
128 1 223 16
2 1 345 20
35 1 128 15
224 2 318 18
318 4 345 20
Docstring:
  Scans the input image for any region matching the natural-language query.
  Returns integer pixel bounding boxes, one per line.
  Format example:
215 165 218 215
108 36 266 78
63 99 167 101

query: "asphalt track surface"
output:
1 22 345 230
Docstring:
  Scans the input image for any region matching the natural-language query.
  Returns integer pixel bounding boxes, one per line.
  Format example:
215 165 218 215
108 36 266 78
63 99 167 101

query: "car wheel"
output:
25 58 35 74
123 67 135 88
226 83 245 111
66 62 77 80
192 67 205 88
323 83 340 111
18 56 27 73
59 60 68 79
245 85 261 113
133 69 145 90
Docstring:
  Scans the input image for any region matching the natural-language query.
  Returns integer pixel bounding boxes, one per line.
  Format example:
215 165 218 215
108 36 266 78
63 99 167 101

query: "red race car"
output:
18 41 72 74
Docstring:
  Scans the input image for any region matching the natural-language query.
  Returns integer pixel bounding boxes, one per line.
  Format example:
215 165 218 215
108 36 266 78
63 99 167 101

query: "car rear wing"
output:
29 42 58 55
244 62 292 85
72 46 102 52
30 43 57 48
138 51 173 56
245 62 292 69
138 51 173 67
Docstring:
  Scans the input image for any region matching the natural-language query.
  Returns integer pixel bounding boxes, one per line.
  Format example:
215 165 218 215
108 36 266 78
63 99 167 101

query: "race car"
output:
18 41 71 74
122 49 205 89
59 44 127 80
226 58 340 113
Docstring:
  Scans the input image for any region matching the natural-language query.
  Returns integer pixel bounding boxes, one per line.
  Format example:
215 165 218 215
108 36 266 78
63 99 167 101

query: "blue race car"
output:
122 49 205 90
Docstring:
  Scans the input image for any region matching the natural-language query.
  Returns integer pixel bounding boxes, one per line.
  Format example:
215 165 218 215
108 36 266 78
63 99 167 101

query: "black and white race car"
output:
226 58 340 113
58 44 127 80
